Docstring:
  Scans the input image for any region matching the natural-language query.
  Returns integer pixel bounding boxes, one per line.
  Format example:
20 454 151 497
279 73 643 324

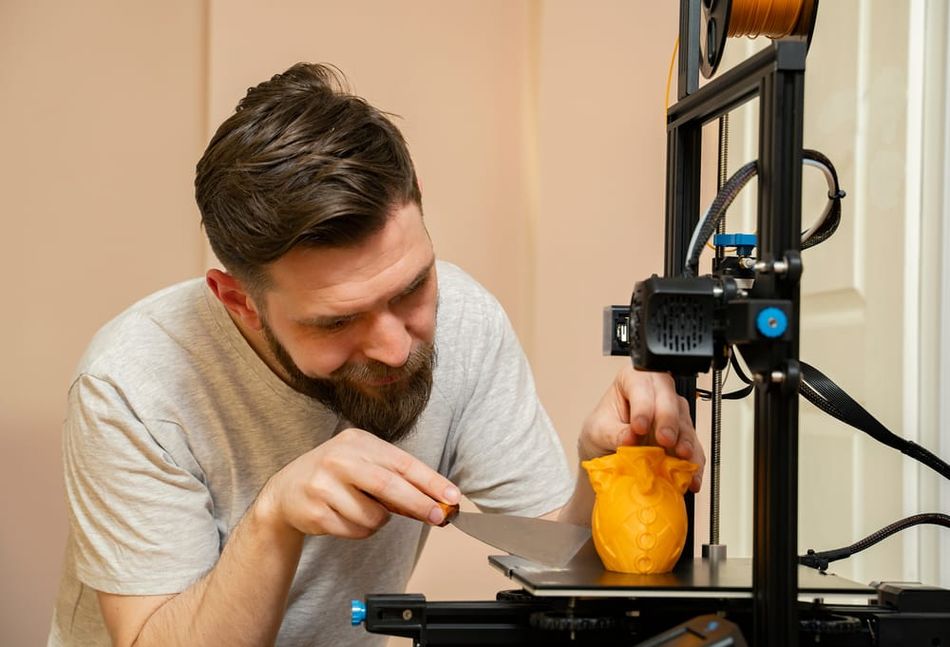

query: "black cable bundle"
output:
698 352 950 568
696 352 755 400
800 513 950 571
682 149 845 277
800 362 950 482
683 161 757 277
799 149 845 250
796 362 950 568
699 353 950 483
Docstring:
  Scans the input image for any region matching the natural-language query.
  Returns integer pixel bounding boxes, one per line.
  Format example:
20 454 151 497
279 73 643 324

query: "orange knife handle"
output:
369 495 459 526
437 502 460 527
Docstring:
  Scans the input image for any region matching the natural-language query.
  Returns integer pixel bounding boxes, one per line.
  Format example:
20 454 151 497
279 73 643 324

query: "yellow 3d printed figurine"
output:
582 446 698 574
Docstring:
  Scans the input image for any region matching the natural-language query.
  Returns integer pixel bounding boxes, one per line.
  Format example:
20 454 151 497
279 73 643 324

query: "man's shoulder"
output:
75 278 212 382
435 259 480 293
434 260 514 367
435 260 504 318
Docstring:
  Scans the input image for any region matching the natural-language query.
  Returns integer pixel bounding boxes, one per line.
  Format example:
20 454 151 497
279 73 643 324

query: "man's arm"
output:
96 428 460 647
97 496 302 647
549 366 705 526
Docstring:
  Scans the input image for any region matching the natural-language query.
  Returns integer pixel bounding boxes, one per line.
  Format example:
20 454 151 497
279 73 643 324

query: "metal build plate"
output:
489 541 873 599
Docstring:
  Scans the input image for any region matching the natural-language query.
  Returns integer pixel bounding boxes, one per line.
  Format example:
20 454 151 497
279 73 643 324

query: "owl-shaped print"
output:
582 446 698 574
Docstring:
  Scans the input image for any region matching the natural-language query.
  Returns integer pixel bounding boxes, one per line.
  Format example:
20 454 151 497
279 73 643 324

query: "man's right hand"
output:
255 427 461 539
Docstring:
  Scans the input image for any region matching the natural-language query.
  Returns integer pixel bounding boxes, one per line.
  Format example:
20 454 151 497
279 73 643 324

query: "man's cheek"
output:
301 346 350 379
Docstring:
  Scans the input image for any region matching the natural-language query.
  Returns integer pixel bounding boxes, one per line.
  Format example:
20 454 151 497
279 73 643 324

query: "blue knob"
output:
756 307 788 338
706 620 720 632
351 600 366 626
713 233 757 256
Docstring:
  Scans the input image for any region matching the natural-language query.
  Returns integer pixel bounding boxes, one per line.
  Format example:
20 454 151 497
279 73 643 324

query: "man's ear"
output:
206 269 264 331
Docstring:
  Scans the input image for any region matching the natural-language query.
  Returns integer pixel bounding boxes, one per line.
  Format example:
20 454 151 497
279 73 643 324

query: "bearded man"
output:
48 63 704 647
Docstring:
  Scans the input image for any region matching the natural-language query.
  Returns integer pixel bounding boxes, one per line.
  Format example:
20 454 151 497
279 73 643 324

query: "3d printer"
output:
353 1 950 643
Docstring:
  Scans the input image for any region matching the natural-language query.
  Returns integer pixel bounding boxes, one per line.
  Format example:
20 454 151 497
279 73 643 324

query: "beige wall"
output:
1 2 677 644
1 2 207 645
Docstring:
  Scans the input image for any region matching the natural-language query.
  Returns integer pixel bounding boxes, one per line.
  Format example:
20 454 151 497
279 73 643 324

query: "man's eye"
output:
319 318 351 331
396 276 430 303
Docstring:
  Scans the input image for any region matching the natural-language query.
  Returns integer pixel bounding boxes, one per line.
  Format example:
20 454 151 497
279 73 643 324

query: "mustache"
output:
332 345 431 384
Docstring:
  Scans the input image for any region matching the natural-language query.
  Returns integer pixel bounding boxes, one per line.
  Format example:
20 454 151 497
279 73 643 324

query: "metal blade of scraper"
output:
441 505 591 567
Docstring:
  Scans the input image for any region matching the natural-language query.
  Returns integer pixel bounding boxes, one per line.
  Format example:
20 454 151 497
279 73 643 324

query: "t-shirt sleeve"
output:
63 373 220 595
445 292 574 517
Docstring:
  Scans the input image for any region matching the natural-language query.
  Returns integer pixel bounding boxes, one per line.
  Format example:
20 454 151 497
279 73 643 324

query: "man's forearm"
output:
133 497 304 647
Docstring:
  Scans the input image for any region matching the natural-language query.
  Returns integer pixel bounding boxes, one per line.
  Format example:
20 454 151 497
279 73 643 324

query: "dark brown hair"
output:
195 62 422 292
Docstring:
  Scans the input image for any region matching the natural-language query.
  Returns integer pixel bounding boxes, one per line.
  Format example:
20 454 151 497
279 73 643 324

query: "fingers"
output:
318 487 392 538
271 427 461 539
622 367 655 440
583 366 702 462
331 429 459 526
354 462 449 525
384 445 461 507
672 398 696 460
672 397 706 492
604 366 706 491
648 373 683 449
579 379 638 460
622 369 685 448
653 378 705 492
267 467 392 539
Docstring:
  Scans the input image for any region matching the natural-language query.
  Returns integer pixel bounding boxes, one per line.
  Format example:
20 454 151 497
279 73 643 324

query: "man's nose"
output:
361 310 413 367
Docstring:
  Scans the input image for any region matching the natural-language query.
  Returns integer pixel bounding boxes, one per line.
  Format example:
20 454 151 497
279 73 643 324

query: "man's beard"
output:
260 320 436 444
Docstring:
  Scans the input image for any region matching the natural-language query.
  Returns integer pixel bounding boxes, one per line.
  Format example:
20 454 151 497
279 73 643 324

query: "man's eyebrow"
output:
298 259 435 327
396 259 435 298
296 311 356 328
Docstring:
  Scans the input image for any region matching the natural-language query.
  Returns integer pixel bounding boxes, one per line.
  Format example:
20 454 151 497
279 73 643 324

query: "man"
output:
49 63 703 647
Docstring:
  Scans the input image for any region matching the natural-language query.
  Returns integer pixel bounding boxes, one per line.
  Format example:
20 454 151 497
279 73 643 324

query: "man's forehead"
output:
291 257 435 317
263 206 434 316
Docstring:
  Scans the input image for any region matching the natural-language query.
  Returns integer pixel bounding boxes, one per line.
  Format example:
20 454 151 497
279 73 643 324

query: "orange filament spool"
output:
700 0 819 78
728 0 814 38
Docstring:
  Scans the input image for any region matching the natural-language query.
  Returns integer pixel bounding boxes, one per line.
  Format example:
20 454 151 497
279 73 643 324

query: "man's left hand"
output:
579 365 705 492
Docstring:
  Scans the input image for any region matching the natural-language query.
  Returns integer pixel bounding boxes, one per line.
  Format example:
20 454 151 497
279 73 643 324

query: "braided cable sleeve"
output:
801 149 844 249
800 197 842 249
803 149 837 179
684 149 843 274
801 513 950 570
799 362 950 481
683 161 758 277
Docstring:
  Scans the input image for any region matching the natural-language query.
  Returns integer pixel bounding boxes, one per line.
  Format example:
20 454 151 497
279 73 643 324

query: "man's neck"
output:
224 308 295 386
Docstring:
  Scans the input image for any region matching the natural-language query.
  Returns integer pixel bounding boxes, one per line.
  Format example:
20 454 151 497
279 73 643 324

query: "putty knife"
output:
438 503 591 567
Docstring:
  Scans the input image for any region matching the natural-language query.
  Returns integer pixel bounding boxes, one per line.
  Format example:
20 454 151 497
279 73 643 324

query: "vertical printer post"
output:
668 5 807 642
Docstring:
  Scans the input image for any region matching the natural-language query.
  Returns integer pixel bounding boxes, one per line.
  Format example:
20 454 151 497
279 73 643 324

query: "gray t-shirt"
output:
48 261 573 647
